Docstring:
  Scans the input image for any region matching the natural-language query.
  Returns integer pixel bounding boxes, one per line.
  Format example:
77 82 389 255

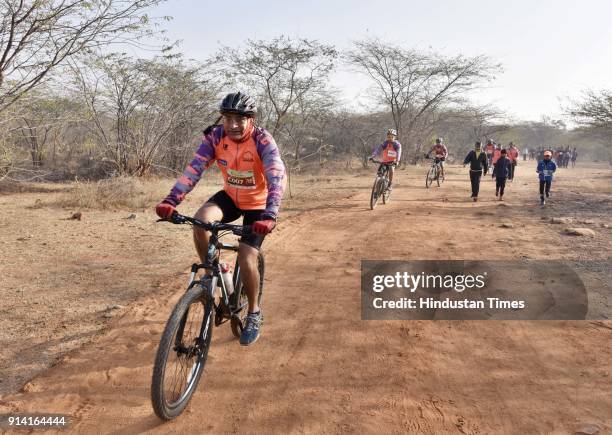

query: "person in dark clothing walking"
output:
463 141 489 202
493 149 511 200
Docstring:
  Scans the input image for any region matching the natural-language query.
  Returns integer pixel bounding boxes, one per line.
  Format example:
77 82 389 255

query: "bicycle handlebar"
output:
157 213 251 236
370 159 398 165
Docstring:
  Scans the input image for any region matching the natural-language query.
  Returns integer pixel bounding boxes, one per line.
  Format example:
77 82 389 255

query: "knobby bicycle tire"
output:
370 177 382 209
151 282 214 420
426 167 435 188
382 175 391 203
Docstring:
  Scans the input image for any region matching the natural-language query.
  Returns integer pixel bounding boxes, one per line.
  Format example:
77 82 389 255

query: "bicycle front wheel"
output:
151 282 214 420
382 176 391 204
426 168 435 188
370 177 382 209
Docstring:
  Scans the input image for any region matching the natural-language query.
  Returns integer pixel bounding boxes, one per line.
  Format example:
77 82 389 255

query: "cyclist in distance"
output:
155 92 286 346
426 138 448 179
369 128 402 190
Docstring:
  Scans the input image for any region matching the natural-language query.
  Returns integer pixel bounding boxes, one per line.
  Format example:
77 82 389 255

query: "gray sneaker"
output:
240 311 263 346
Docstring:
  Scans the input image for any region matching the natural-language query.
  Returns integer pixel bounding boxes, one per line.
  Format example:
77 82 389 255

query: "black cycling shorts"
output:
206 190 266 249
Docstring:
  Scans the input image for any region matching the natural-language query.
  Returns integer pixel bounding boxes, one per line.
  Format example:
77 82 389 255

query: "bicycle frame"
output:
165 214 249 322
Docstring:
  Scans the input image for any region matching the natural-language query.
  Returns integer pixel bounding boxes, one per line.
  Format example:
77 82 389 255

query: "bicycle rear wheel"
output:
370 177 382 209
151 281 214 420
230 252 265 338
382 176 391 204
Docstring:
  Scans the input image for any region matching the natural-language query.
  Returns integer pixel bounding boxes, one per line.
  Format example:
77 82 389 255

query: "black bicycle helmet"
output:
219 92 257 117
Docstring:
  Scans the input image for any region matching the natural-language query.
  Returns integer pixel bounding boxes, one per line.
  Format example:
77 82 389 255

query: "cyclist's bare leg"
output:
238 242 260 313
388 166 395 185
193 203 224 262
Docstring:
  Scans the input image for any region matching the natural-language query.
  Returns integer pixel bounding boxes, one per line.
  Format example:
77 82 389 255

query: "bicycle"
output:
151 213 264 420
369 159 396 209
425 155 445 188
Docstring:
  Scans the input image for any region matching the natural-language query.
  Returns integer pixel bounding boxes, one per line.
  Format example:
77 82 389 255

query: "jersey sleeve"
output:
371 143 384 158
256 129 286 220
163 127 219 206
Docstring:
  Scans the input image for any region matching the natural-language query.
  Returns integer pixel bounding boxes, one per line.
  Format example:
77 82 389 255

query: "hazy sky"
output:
150 0 612 122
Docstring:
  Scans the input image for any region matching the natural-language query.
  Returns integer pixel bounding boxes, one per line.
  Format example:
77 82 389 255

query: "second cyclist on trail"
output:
426 138 449 180
369 129 402 190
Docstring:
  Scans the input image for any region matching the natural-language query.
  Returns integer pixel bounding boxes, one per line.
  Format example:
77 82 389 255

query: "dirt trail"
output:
1 164 611 434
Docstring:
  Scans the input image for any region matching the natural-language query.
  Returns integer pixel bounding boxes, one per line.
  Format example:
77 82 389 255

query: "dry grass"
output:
51 176 171 210
11 166 371 212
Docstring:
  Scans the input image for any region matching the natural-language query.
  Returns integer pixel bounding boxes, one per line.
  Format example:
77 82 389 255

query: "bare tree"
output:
345 38 499 159
0 0 169 112
566 89 612 143
72 53 220 176
217 36 337 138
10 89 80 167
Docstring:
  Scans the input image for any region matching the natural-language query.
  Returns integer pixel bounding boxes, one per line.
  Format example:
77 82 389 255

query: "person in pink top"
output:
507 142 519 181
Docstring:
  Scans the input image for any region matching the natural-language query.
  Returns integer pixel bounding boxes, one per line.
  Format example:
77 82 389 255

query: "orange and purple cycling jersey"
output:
485 143 495 154
164 125 286 220
371 140 402 163
430 143 448 158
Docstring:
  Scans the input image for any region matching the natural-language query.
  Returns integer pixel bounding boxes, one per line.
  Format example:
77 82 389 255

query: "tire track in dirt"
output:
0 165 610 434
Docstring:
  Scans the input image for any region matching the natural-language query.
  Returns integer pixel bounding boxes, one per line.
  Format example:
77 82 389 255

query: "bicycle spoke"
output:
162 300 205 407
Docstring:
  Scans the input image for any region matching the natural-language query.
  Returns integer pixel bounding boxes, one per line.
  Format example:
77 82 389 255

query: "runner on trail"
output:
571 147 578 168
463 141 488 202
491 143 502 177
493 149 511 201
508 142 519 181
537 150 556 205
485 139 495 166
369 129 402 190
155 91 287 346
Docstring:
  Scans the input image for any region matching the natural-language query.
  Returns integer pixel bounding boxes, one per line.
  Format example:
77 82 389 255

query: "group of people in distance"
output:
368 131 563 206
525 145 578 168
462 140 557 205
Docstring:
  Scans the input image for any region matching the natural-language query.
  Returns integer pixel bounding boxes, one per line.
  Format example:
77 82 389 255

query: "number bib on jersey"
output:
227 168 256 189
387 150 397 158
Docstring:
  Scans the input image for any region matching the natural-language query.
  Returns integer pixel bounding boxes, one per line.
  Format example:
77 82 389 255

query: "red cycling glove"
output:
252 220 276 235
155 202 175 219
